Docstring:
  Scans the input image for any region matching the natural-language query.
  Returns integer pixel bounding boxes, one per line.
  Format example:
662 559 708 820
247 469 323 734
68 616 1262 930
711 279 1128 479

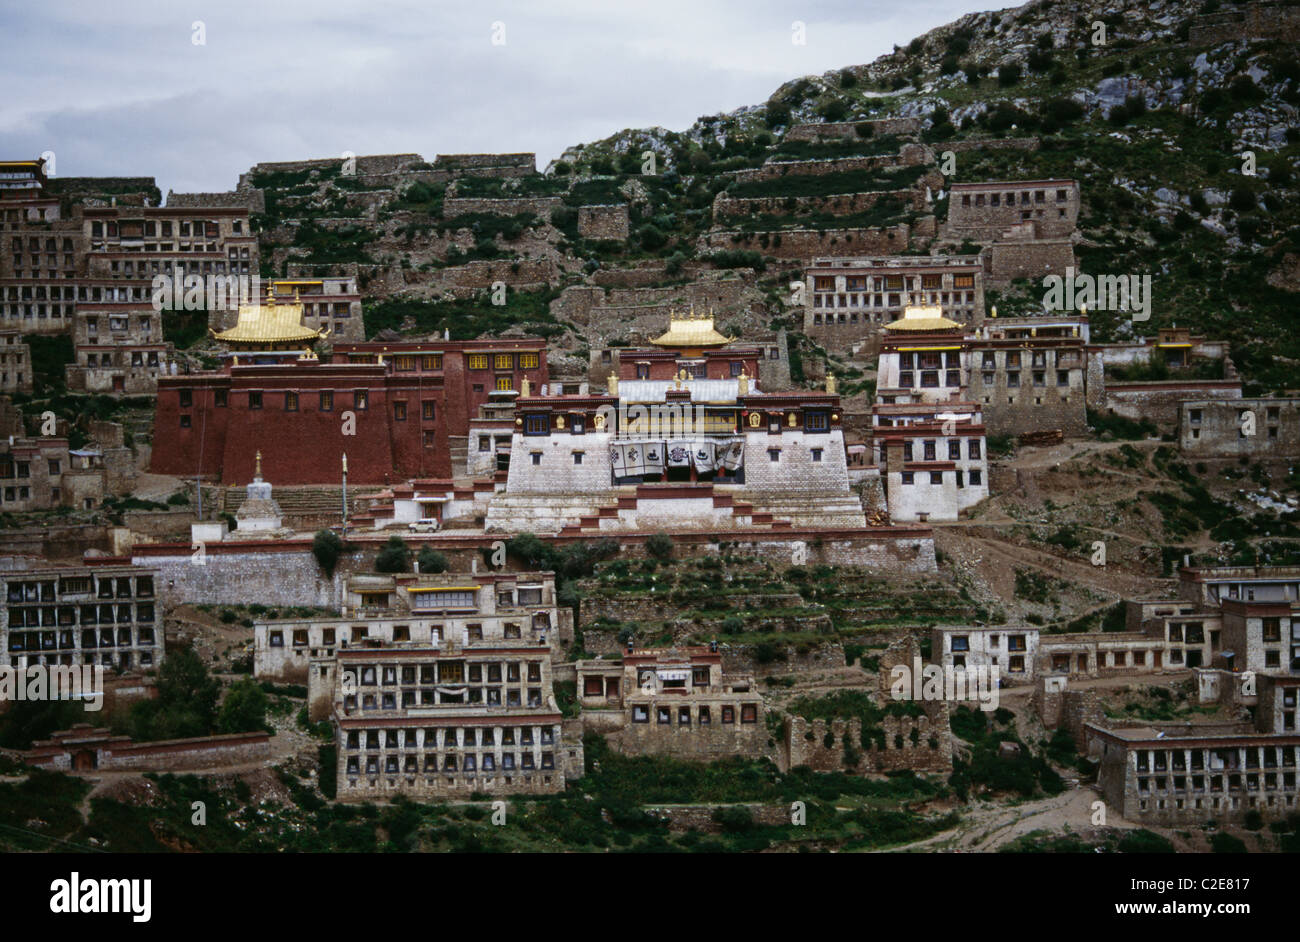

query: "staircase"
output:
556 483 795 536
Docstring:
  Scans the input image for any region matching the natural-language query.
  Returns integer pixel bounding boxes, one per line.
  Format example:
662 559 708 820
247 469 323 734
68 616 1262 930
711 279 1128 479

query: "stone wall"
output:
782 713 952 774
983 240 1076 285
25 730 271 772
713 189 920 222
1188 3 1300 44
730 145 931 184
442 196 563 217
577 204 630 241
643 803 788 832
783 118 922 141
1104 381 1243 430
699 224 911 259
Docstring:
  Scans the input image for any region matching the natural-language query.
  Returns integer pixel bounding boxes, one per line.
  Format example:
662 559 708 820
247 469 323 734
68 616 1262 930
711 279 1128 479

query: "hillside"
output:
234 0 1299 392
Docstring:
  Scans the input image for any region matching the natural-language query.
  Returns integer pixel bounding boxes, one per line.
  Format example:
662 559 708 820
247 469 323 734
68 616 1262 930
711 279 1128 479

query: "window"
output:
422 400 436 421
214 389 228 407
178 389 192 408
930 472 943 485
394 355 415 372
721 706 735 724
354 390 368 410
319 391 333 411
467 354 488 370
572 452 583 465
969 470 982 486
810 448 822 462
524 414 548 436
393 401 406 421
901 471 914 485
284 392 298 412
768 448 780 462
519 353 539 369
495 376 513 392
421 355 442 370
948 441 961 460
805 411 829 432
968 439 981 459
494 353 513 370
531 452 541 465
248 391 262 409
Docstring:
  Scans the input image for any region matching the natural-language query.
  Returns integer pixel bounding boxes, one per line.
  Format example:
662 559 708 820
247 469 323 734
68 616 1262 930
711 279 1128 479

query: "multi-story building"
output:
1 557 164 671
66 304 170 394
255 571 570 685
1091 674 1300 826
0 331 31 394
1179 397 1300 459
315 640 582 800
966 314 1089 438
80 205 256 283
944 179 1080 242
576 644 765 758
804 254 984 351
485 312 865 534
149 297 549 484
930 626 1037 683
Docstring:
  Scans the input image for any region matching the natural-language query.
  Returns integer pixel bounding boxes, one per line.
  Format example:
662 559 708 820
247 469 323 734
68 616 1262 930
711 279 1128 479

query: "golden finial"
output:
737 367 749 396
255 450 262 479
342 453 348 473
826 372 837 395
607 371 619 396
520 376 531 397
1080 303 1087 317
266 283 276 304
990 305 997 318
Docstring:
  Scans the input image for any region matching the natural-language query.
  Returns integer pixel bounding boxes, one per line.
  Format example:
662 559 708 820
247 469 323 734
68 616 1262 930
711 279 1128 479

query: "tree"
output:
375 536 412 573
645 533 674 561
217 679 269 734
126 646 220 741
312 529 344 578
997 63 1022 86
417 546 449 574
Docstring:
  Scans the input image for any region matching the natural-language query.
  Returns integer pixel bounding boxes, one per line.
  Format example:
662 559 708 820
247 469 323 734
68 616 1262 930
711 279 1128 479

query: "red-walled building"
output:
150 339 547 485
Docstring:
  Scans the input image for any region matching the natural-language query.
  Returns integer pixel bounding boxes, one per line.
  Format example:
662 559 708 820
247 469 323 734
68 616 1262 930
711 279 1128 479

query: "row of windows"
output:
179 389 440 420
347 752 554 774
6 603 156 626
465 353 540 370
7 577 153 602
8 627 157 651
348 687 545 710
346 726 557 749
632 703 758 724
899 470 983 487
89 219 241 238
11 651 153 668
977 370 1072 388
813 274 977 292
902 439 981 462
959 188 1070 207
813 291 977 309
345 660 545 686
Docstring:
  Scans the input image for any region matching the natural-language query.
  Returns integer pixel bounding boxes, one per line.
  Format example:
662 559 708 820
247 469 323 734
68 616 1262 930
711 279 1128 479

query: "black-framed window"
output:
524 414 548 435
805 410 829 432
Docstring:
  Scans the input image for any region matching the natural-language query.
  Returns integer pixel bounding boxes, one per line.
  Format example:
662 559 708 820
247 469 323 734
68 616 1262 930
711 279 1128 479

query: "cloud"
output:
0 0 983 194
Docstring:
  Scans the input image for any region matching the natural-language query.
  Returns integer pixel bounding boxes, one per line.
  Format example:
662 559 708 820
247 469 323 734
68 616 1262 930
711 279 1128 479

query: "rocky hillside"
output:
241 0 1299 393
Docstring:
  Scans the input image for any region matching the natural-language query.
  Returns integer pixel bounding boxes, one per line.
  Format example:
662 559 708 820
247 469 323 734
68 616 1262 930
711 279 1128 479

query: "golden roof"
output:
212 286 326 346
650 309 732 348
883 305 963 333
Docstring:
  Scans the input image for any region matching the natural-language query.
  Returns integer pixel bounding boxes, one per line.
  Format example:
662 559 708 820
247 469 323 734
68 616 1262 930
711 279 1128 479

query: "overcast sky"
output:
0 0 994 196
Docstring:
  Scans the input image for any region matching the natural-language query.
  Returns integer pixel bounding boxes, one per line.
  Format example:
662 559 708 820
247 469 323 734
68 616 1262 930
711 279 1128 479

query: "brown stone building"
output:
2 557 164 672
66 304 170 394
804 254 984 353
1179 397 1300 459
576 644 766 759
0 330 31 394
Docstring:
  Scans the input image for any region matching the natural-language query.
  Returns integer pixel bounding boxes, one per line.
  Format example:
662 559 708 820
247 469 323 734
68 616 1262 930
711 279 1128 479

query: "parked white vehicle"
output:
408 519 440 533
